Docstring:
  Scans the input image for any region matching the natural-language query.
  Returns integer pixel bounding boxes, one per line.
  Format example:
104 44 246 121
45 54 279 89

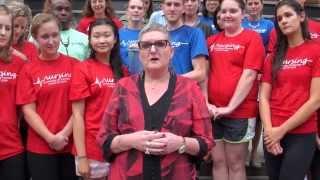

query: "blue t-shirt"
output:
119 28 143 74
169 25 208 74
242 17 274 48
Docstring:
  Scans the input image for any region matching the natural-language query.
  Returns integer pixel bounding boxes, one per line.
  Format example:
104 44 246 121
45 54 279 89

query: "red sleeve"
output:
261 54 273 84
96 82 121 161
25 42 38 63
312 56 320 77
76 18 88 34
112 17 123 29
243 31 265 71
69 62 91 101
190 82 214 154
267 28 277 54
16 65 37 105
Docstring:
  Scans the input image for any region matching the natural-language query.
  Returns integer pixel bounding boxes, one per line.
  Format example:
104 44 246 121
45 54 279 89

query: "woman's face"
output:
220 0 243 31
0 14 12 48
35 20 60 58
90 0 106 15
246 0 263 18
138 30 172 72
205 0 220 14
90 24 116 55
143 0 151 11
13 16 28 44
184 0 199 16
276 5 304 36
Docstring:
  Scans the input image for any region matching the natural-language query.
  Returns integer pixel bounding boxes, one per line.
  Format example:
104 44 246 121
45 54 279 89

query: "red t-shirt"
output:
207 29 265 118
262 41 320 134
267 19 320 53
12 41 38 62
16 54 76 154
69 59 118 161
77 16 123 35
0 55 25 160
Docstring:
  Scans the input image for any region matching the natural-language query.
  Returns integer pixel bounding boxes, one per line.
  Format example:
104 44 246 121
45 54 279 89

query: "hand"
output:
77 157 91 179
264 127 286 147
265 142 283 156
48 133 68 151
214 106 233 119
129 131 165 153
150 132 183 155
207 103 218 118
316 135 320 150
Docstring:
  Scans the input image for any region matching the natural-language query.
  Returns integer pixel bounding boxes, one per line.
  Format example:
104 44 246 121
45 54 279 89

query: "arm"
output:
72 100 87 157
22 103 55 143
182 56 208 83
259 82 273 131
72 100 90 177
216 69 257 117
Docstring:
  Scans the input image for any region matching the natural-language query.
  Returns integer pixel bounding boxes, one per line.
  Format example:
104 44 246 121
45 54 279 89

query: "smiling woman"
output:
77 0 122 34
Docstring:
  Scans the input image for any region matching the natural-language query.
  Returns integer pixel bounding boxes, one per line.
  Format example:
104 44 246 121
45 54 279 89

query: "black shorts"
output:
213 117 256 143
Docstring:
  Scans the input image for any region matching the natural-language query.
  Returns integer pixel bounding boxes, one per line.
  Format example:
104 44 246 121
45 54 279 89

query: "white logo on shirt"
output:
310 32 320 39
209 43 244 52
282 58 312 69
253 29 267 34
120 40 138 48
94 77 115 88
170 41 189 48
34 72 71 87
0 71 17 82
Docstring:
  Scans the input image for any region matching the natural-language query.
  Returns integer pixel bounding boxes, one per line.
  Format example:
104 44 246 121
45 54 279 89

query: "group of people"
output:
0 0 319 180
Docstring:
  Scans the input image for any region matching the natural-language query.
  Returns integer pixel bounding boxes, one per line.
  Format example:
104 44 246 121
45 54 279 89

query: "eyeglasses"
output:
138 40 170 50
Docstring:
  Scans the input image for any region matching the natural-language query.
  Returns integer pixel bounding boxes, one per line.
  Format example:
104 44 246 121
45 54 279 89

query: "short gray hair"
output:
138 23 170 42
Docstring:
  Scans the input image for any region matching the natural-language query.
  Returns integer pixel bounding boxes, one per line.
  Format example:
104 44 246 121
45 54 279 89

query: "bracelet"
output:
77 155 87 160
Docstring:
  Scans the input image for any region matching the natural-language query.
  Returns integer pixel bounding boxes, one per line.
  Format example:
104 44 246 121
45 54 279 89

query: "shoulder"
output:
70 29 88 39
176 75 199 90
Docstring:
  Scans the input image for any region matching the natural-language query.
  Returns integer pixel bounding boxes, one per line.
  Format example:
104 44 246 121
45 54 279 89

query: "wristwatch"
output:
178 137 186 154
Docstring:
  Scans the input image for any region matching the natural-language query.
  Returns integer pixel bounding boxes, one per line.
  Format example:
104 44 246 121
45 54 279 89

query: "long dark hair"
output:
272 0 310 80
88 19 124 80
145 0 153 19
0 5 13 63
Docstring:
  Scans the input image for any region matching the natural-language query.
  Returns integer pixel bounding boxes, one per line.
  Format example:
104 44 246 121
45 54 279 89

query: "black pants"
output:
27 152 77 180
311 148 320 180
264 133 316 180
0 153 25 180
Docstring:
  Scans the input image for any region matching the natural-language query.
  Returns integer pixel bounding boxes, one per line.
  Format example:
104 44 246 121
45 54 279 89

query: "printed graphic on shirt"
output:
170 41 189 48
94 77 115 88
281 58 312 69
120 39 138 48
0 71 17 82
34 72 72 87
209 43 245 52
310 32 320 39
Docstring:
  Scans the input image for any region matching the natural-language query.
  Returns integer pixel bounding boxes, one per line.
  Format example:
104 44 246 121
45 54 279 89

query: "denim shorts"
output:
213 117 256 143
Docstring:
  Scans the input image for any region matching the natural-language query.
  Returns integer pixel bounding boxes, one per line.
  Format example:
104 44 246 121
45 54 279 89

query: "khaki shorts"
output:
75 157 109 179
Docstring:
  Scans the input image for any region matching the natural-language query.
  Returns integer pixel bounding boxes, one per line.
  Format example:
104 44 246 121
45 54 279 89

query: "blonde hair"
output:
0 5 13 63
7 1 32 45
31 13 59 39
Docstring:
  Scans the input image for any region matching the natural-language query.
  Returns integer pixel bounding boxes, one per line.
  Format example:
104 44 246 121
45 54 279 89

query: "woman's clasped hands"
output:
130 131 184 155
